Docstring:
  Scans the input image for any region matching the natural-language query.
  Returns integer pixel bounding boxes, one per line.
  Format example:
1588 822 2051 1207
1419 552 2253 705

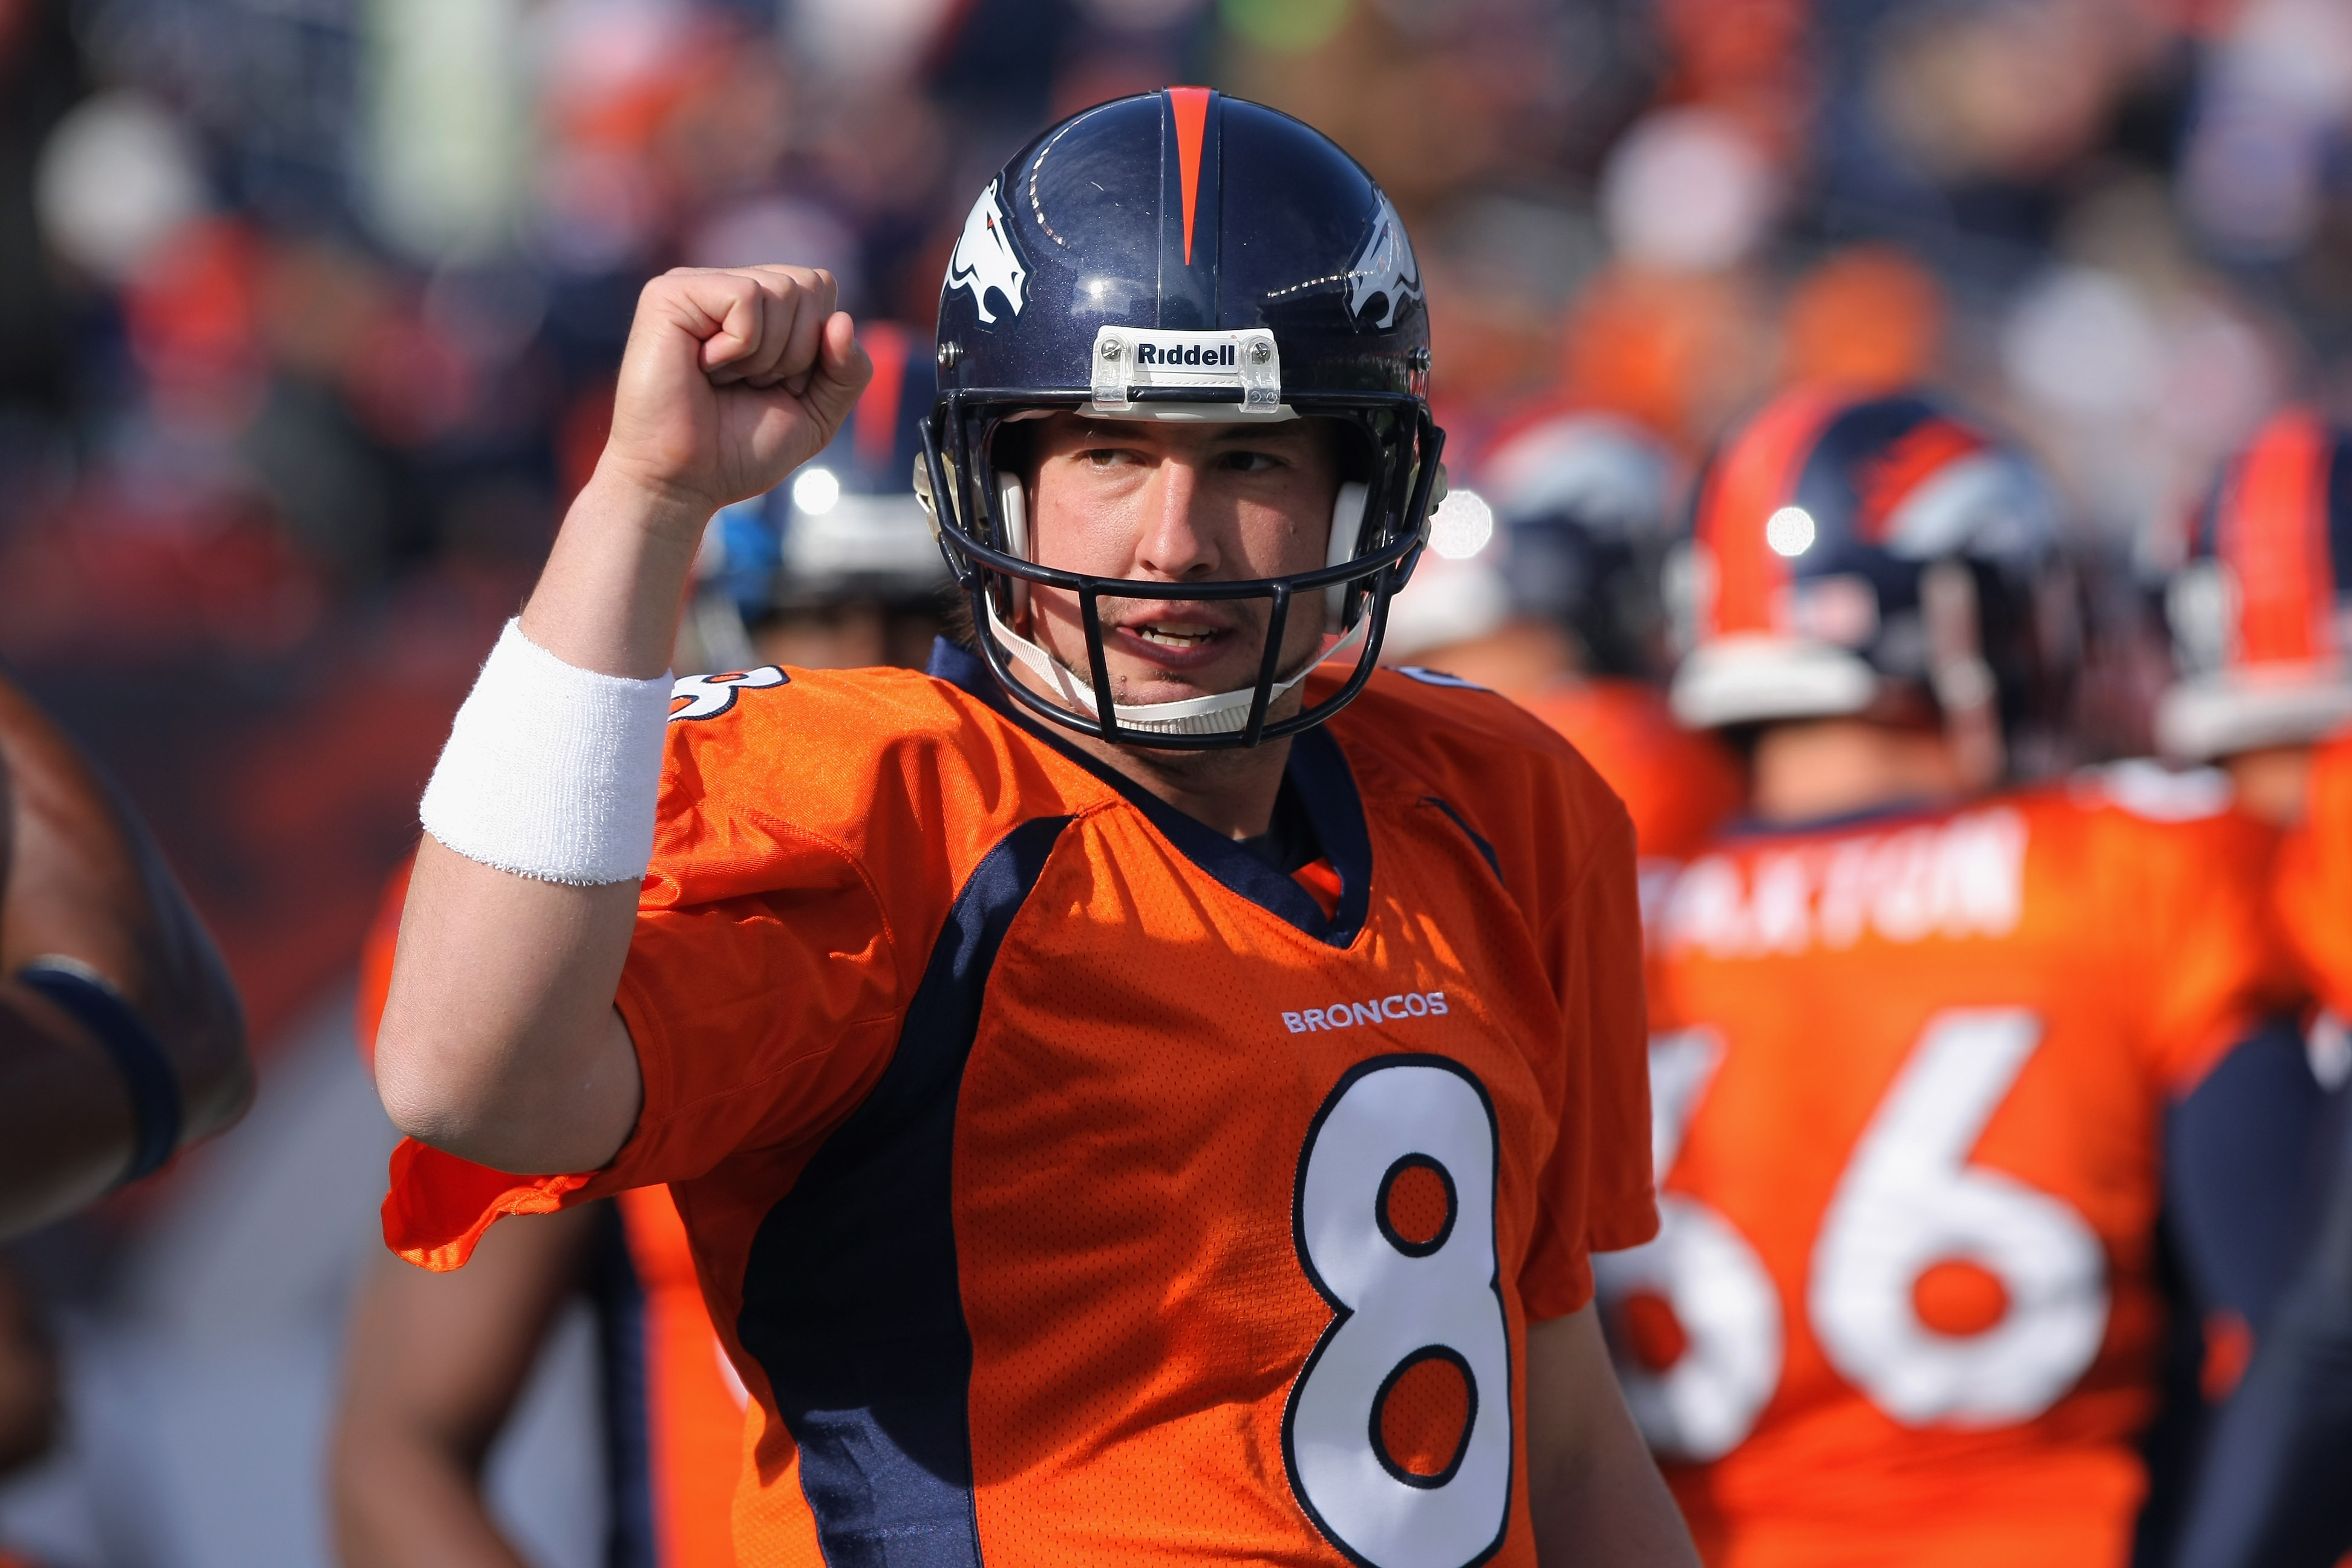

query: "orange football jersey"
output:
381 641 1655 1568
356 872 740 1567
2273 732 2352 1018
1615 768 2297 1568
1519 678 1745 866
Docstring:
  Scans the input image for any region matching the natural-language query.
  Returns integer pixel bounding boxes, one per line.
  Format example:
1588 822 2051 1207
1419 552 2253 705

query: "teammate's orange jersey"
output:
611 1184 745 1568
356 872 740 1567
382 640 1656 1568
1612 768 2297 1568
2273 732 2352 1018
1519 678 1745 866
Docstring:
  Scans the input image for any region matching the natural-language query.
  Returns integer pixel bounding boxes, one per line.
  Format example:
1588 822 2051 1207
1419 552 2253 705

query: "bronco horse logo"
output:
1347 189 1422 330
949 179 1028 325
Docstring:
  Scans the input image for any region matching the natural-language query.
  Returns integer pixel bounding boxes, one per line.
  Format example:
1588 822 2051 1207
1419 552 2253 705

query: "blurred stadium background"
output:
1 0 2350 1561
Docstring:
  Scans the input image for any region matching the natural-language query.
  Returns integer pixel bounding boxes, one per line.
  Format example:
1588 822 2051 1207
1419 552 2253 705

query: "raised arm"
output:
0 675 249 1237
371 266 870 1176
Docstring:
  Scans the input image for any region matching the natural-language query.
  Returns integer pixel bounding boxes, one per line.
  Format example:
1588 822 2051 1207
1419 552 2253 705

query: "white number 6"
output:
1811 1008 2109 1425
1287 1057 1512 1568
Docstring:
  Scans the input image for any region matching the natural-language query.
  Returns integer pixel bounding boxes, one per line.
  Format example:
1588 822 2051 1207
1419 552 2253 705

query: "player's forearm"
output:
375 836 642 1172
1526 1307 1700 1567
333 1423 535 1568
518 463 707 680
0 678 249 1229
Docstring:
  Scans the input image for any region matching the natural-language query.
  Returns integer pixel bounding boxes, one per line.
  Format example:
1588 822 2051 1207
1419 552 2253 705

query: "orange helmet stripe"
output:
1168 87 1213 267
1699 387 1845 637
2223 408 2335 667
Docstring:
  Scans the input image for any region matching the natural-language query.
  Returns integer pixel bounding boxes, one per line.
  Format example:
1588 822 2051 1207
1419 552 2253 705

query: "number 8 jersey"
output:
382 639 1658 1568
1619 768 2299 1568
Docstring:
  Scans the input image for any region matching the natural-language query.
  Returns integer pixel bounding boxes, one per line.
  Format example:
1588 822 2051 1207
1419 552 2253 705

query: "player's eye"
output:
1221 449 1288 473
1081 446 1146 468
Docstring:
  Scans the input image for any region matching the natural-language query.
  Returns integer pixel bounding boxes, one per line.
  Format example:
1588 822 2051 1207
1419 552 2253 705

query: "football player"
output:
2152 405 2352 826
1602 386 2304 1567
367 90 1693 1566
0 671 249 1238
2144 410 2352 1568
1483 410 1745 867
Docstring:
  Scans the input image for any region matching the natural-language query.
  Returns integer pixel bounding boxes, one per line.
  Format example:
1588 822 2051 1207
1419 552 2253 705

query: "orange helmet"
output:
2156 407 2352 760
1669 387 2066 758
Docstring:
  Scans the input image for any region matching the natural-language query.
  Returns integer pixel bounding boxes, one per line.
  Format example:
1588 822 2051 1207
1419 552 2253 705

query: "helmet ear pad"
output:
996 468 1030 619
1324 480 1370 626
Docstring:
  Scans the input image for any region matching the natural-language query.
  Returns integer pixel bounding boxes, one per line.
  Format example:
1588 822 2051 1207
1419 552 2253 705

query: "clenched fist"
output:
596 265 874 533
521 264 874 681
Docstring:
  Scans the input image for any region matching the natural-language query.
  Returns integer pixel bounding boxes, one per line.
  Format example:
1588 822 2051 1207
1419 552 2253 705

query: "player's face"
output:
1021 413 1341 717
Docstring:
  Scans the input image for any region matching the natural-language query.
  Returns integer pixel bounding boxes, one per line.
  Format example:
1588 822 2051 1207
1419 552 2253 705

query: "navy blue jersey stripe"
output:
1419 796 1502 887
739 812 1074 1568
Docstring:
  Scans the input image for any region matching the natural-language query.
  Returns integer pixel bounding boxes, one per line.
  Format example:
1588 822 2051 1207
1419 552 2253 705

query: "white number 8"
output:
1286 1057 1512 1568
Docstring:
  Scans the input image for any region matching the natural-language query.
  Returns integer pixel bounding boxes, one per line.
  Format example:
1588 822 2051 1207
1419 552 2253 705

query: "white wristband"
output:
419 619 673 886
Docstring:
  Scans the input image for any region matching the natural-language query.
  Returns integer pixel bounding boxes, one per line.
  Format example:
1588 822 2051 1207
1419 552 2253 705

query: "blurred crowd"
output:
7 0 2352 1561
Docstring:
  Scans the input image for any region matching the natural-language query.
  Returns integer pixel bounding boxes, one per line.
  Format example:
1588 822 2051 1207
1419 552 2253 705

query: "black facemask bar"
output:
919 388 1443 750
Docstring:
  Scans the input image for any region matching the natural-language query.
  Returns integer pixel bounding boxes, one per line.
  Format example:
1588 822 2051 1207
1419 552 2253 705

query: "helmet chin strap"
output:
984 476 1374 737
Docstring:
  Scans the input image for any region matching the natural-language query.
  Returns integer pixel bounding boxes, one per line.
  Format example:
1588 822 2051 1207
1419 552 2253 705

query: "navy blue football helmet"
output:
916 87 1444 748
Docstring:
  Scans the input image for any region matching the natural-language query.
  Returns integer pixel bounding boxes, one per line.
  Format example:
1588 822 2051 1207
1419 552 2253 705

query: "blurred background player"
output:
333 335 942 1568
0 671 249 1567
0 671 249 1238
1598 385 2307 1567
2152 409 2352 1568
676 317 944 677
1381 409 1743 872
2154 405 2352 830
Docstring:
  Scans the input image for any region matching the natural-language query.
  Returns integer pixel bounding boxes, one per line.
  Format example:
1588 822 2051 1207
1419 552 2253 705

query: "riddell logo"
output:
1135 342 1236 367
1282 992 1449 1034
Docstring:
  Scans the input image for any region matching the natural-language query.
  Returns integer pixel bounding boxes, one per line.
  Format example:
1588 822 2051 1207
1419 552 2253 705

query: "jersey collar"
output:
927 637 1372 947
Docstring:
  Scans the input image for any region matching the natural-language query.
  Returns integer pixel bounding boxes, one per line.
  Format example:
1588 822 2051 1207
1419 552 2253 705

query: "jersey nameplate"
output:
1662 807 2028 959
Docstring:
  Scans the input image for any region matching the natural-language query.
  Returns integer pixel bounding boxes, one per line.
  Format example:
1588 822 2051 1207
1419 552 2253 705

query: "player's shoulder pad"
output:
1339 664 1592 773
2013 760 2272 899
1330 666 1629 851
655 662 1086 818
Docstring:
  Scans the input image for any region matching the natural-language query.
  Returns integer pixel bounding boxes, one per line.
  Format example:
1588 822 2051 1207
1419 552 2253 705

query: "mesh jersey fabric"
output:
1621 775 2300 1568
380 641 1656 1567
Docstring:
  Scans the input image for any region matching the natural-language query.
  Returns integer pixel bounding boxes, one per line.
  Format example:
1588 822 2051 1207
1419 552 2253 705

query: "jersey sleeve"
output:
1520 788 1659 1321
2274 734 2352 1016
383 670 999 1272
